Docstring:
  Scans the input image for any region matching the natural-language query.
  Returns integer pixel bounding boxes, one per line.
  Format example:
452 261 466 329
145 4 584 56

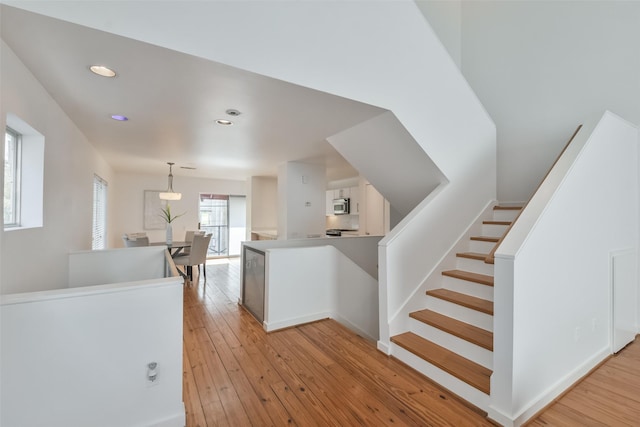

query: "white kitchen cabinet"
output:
326 190 334 216
349 186 360 214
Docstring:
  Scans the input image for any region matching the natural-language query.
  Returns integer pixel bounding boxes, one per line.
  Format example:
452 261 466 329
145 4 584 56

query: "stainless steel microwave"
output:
333 198 350 215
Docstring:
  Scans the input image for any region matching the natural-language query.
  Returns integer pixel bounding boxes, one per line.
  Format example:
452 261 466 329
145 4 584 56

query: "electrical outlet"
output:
147 362 159 387
592 318 598 332
574 327 581 342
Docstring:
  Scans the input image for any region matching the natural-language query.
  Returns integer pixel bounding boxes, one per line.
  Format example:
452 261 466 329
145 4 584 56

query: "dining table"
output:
150 241 191 258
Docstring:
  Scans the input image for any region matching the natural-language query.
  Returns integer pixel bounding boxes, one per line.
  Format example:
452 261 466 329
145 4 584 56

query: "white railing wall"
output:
489 111 639 426
1 248 185 427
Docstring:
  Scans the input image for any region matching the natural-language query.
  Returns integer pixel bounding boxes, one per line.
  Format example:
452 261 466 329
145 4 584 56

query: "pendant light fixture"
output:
159 162 182 200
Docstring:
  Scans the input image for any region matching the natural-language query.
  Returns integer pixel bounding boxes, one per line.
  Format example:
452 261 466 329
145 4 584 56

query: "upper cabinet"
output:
349 186 359 214
326 186 360 215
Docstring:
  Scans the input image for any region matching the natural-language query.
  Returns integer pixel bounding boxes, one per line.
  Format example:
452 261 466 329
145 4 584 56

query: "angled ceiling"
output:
0 5 386 181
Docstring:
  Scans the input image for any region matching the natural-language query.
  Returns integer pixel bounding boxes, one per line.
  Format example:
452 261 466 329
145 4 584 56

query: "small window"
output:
4 127 21 227
92 174 108 250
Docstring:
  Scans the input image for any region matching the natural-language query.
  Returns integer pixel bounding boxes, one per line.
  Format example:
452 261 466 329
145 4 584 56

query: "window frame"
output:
92 174 108 250
4 126 22 228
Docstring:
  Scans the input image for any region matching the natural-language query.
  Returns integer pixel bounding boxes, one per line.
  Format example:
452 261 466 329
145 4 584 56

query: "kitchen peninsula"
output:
240 234 382 341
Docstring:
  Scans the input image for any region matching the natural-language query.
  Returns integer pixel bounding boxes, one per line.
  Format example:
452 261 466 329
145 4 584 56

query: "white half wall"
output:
1 276 185 427
262 244 379 341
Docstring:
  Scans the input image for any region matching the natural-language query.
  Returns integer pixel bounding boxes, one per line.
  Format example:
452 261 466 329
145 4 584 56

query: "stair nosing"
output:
442 269 493 287
470 236 499 242
456 252 489 261
426 289 493 315
482 220 512 226
493 206 523 210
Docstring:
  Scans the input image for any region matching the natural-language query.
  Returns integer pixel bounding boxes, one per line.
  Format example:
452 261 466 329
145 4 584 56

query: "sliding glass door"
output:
199 194 246 257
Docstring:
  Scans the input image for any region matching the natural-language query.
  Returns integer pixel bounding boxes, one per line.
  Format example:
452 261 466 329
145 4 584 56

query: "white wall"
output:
415 0 462 69
1 39 115 294
277 161 325 240
248 176 278 233
461 0 640 202
112 171 245 248
491 112 639 425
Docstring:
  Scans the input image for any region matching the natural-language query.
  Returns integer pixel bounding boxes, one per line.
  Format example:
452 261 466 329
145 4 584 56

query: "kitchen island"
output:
240 235 382 341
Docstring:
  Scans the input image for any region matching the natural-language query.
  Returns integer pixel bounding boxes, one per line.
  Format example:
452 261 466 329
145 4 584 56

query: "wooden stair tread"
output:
470 236 499 242
410 309 493 351
456 252 489 261
442 269 493 287
493 206 522 210
427 289 493 315
391 332 491 394
482 220 511 226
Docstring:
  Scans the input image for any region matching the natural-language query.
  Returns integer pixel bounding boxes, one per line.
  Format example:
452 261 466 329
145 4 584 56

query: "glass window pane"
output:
92 175 108 249
4 127 20 226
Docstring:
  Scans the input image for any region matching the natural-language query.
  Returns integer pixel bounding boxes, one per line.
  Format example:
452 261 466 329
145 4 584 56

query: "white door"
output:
611 249 637 353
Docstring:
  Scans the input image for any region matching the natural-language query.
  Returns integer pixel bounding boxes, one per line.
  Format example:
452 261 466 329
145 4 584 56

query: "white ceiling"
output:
0 5 386 181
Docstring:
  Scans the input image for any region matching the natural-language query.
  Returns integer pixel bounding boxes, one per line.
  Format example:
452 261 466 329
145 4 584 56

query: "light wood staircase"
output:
390 205 522 410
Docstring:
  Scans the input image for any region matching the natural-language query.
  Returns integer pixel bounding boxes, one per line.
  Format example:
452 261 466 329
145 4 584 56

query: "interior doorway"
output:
199 194 246 257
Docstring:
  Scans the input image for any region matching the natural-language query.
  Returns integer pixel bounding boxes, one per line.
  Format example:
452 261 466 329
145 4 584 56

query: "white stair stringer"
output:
391 343 490 411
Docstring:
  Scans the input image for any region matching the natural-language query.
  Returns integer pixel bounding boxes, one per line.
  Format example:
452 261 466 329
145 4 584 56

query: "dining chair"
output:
173 233 212 284
122 233 149 247
183 230 205 255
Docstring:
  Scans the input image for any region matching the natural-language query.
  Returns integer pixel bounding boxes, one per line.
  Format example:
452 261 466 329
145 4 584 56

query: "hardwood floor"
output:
184 258 640 426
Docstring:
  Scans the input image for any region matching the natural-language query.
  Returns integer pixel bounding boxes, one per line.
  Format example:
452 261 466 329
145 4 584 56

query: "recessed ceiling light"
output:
89 65 117 77
225 109 241 116
111 115 128 121
216 119 233 126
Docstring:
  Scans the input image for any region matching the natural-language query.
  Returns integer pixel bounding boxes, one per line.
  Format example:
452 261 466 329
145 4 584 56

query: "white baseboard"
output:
377 340 391 354
263 311 331 332
146 404 186 427
489 346 610 427
332 313 378 342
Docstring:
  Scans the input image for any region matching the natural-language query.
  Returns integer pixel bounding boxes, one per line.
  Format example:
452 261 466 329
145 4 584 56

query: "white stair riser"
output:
442 276 494 302
492 209 521 222
469 240 496 253
455 257 494 275
481 223 510 238
425 297 493 331
391 344 490 411
409 319 493 369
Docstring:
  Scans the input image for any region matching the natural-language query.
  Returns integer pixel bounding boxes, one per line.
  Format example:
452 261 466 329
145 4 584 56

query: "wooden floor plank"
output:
183 258 640 427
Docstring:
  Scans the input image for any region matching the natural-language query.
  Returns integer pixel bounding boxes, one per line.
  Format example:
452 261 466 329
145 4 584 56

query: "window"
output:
92 174 108 249
4 127 21 227
199 194 246 257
